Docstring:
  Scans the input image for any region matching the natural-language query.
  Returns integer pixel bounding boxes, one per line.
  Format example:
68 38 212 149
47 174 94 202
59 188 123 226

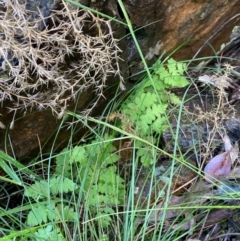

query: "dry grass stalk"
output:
0 0 123 121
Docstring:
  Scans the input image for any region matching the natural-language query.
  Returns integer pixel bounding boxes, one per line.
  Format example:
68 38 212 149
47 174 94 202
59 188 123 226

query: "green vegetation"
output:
23 139 125 236
0 51 188 240
0 0 239 241
13 56 189 240
121 58 189 166
0 61 190 240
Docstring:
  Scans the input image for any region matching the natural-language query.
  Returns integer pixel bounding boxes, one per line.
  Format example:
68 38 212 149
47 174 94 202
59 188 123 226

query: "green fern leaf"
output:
159 92 169 102
151 103 168 115
153 79 166 91
55 149 72 177
96 212 112 228
104 153 119 165
163 75 185 87
24 180 48 200
135 92 157 108
70 146 87 164
55 204 77 221
137 148 153 167
154 64 167 76
169 93 182 104
142 79 152 88
87 191 108 206
139 117 150 134
27 205 48 226
34 225 53 241
168 58 186 75
97 142 119 165
99 166 116 183
128 111 139 122
140 114 154 125
126 102 137 110
50 176 78 195
96 206 115 228
34 225 66 241
143 74 165 92
145 107 158 121
152 116 168 133
164 59 189 87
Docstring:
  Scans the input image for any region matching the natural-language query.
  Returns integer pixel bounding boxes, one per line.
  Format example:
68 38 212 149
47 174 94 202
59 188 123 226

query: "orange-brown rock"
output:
123 0 240 61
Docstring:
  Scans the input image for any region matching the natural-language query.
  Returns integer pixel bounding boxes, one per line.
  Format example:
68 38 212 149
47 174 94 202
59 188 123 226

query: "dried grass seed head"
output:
0 1 123 119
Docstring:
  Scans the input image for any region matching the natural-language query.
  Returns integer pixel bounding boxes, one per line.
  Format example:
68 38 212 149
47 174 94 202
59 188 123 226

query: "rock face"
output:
1 0 240 158
122 0 240 61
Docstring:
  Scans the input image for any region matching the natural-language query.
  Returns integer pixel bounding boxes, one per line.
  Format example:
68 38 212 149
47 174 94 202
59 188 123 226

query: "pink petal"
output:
204 151 231 182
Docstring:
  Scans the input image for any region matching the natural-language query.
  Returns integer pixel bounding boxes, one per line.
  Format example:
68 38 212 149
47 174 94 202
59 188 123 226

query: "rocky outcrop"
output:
122 0 240 61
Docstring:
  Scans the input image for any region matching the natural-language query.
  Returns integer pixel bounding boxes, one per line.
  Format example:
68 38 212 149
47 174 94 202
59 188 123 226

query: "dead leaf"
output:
230 142 239 164
223 135 238 164
198 74 235 89
0 121 5 129
223 135 232 151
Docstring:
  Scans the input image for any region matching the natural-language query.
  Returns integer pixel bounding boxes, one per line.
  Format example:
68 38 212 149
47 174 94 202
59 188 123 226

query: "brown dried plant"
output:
0 0 123 119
